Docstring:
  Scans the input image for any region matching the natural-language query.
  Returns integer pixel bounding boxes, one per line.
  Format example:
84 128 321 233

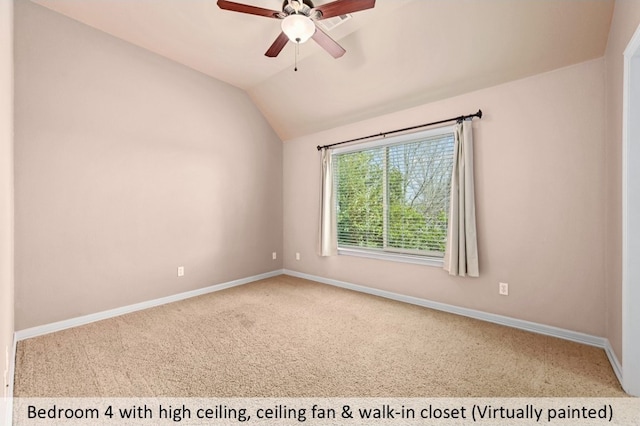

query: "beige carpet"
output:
14 275 626 397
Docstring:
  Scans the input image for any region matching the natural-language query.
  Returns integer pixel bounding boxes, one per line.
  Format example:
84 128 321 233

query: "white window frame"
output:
332 125 455 266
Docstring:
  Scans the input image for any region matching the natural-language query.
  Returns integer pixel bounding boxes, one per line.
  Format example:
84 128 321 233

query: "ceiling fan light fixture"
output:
281 14 315 43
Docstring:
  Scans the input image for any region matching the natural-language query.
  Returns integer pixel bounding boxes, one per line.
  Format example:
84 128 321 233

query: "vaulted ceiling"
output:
33 0 614 140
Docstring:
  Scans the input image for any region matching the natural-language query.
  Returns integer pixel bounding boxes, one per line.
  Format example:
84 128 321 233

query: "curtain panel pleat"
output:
444 120 479 277
319 148 337 256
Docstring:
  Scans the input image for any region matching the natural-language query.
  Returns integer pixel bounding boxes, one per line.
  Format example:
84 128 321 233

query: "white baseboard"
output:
604 339 623 385
12 267 625 393
284 269 613 350
15 269 285 341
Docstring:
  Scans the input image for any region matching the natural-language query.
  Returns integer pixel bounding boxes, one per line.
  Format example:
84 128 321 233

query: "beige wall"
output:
283 59 607 336
0 0 14 398
604 0 640 365
14 0 283 330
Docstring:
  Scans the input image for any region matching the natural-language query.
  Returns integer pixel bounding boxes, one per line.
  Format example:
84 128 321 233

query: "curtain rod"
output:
316 109 483 151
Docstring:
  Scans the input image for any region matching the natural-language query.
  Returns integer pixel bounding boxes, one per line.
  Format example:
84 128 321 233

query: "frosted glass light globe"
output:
281 14 315 44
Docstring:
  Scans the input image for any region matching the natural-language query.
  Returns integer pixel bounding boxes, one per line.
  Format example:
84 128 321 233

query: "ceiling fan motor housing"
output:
283 0 315 17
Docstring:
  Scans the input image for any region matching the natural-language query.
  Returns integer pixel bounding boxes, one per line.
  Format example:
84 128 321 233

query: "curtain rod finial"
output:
477 109 483 119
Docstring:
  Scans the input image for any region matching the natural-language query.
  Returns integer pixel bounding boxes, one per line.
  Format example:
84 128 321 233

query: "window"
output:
332 126 455 263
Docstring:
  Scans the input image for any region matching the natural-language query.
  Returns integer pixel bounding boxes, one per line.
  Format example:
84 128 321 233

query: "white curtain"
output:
444 120 479 277
319 148 337 256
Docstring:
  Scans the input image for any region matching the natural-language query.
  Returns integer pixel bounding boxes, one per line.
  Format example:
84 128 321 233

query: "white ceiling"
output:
33 0 614 140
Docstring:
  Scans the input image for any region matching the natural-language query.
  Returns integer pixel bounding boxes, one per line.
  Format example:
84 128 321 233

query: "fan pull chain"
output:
294 39 300 72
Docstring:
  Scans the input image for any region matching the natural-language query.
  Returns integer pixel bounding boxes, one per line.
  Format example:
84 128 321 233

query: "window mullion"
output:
382 146 389 250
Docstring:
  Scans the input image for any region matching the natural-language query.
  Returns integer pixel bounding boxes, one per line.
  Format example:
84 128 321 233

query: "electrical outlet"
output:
295 252 300 261
272 252 277 260
499 282 509 296
177 266 185 277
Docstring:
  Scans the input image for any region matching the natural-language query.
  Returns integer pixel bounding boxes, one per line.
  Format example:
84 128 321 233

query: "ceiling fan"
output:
217 0 376 58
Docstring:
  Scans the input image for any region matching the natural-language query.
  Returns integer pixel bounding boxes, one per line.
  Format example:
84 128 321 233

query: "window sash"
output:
332 126 455 259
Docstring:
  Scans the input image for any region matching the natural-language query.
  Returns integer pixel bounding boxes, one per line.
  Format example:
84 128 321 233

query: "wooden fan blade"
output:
314 0 375 20
312 26 346 58
265 32 290 57
217 0 281 18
